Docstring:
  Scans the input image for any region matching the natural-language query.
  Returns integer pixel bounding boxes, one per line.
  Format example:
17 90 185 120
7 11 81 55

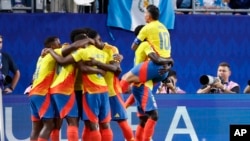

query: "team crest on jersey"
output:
138 0 155 12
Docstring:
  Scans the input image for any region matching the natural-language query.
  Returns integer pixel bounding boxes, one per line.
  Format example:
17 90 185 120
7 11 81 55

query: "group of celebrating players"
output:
28 4 173 141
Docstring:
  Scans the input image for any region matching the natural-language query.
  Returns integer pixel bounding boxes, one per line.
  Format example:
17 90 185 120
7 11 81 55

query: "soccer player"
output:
120 4 173 93
125 24 173 141
45 30 113 141
49 43 79 141
83 28 134 141
29 36 61 141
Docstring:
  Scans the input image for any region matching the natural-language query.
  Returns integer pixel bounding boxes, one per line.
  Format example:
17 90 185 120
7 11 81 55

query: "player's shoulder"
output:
104 43 119 52
104 43 118 49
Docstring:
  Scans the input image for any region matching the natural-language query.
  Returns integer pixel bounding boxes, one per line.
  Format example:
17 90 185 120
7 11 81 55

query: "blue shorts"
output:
109 94 128 120
82 92 111 123
131 60 168 83
51 93 78 118
131 84 158 114
29 94 54 121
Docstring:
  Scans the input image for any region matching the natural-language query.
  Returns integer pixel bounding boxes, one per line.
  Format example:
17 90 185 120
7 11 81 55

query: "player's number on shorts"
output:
159 32 170 50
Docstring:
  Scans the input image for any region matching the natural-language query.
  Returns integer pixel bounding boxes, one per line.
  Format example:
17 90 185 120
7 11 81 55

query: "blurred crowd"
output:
0 0 250 15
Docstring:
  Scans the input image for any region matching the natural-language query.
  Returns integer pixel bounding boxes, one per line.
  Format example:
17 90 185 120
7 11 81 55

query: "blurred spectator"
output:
50 0 77 13
98 0 108 13
174 0 192 14
226 0 250 15
156 70 185 94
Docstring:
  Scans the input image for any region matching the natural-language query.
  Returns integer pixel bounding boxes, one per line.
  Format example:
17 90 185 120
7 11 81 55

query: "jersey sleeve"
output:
71 48 85 62
136 26 148 42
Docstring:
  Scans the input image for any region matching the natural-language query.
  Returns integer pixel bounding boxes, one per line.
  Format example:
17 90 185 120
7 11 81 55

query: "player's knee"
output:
66 117 79 127
99 122 111 130
122 72 138 83
147 110 159 121
139 116 148 127
89 122 99 131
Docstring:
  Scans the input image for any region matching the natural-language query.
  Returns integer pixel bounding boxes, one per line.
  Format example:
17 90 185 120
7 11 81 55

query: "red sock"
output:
67 125 79 141
143 119 156 141
125 94 135 108
50 129 60 141
82 127 90 141
118 120 134 141
88 130 101 141
120 79 130 93
37 137 48 141
135 125 144 141
100 128 113 141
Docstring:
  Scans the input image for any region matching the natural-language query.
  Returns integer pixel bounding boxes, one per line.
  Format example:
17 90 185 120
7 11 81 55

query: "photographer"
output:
156 70 185 94
197 62 240 94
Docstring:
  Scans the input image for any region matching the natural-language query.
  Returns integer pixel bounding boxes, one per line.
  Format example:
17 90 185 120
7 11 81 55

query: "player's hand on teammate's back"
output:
99 69 106 76
113 54 123 62
85 57 99 66
41 48 52 57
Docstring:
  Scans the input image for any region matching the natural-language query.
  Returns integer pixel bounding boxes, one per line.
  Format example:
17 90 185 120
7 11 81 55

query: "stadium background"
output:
1 13 250 141
0 14 250 94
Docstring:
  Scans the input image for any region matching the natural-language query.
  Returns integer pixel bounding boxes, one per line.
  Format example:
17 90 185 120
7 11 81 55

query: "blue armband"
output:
133 38 142 45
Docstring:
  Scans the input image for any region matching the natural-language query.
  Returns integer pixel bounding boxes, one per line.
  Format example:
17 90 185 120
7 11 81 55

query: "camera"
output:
162 77 174 85
0 72 12 86
199 75 220 85
162 69 176 84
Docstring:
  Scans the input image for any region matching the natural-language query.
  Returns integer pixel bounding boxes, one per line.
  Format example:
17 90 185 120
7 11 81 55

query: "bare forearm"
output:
96 62 120 73
79 65 105 75
61 45 78 56
11 70 20 90
148 53 173 65
197 85 211 94
244 86 250 93
131 43 139 50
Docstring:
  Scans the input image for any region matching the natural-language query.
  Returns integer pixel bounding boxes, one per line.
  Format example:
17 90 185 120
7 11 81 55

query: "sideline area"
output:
2 94 250 141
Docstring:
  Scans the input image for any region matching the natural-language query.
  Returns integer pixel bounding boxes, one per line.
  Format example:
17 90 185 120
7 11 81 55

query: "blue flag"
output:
107 0 175 31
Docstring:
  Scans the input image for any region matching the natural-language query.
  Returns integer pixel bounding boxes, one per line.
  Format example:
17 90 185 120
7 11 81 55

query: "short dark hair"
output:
74 33 87 41
84 28 98 39
44 36 58 48
146 5 159 20
168 70 177 78
70 28 87 42
219 62 230 70
134 25 144 36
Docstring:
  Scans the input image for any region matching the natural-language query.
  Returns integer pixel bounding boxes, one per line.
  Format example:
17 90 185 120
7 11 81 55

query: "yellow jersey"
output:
137 20 171 58
102 43 122 97
71 45 108 94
